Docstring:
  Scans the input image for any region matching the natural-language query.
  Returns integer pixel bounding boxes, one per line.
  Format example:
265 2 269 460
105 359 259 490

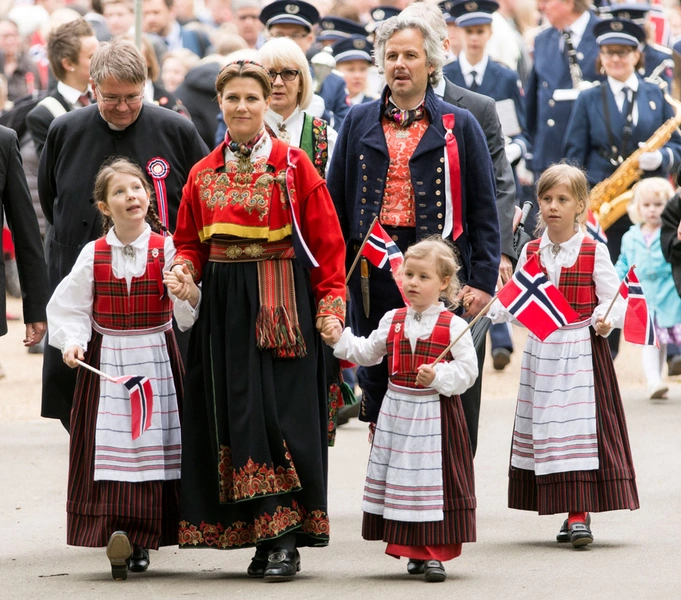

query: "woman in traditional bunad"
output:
47 158 199 580
171 60 346 581
258 37 337 177
322 237 478 583
489 163 639 548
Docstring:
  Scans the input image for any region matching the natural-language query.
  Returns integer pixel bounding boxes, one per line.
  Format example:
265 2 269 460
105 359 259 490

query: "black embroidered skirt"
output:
508 332 640 515
179 259 330 550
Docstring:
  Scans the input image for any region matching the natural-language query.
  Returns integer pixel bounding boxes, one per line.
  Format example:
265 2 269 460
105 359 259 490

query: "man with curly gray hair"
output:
327 11 500 582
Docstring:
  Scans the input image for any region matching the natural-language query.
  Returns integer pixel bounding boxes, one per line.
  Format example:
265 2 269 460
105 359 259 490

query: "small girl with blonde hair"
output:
322 236 478 583
616 177 681 399
489 163 639 548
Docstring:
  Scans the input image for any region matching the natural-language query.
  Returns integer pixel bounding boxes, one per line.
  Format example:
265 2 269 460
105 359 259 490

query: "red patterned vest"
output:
526 237 598 320
92 234 172 330
385 308 453 389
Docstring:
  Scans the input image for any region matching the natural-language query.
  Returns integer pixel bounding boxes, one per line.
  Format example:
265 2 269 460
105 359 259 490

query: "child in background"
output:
322 237 478 583
489 163 639 548
47 158 199 581
615 177 681 399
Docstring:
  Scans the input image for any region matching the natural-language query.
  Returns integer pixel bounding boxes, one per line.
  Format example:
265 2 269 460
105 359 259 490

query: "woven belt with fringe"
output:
210 238 305 359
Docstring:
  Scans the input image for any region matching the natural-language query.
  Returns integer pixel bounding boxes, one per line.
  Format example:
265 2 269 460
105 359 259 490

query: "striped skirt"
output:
508 331 639 515
66 331 183 549
362 392 476 546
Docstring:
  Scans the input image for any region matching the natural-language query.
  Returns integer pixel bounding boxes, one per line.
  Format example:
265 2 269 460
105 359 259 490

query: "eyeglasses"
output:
268 69 301 82
95 87 145 106
600 48 635 59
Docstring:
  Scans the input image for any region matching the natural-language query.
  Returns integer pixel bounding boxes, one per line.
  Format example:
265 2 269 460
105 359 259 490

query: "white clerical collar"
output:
458 52 489 79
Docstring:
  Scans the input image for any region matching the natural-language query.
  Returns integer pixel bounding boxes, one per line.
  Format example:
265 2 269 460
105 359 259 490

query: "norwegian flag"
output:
111 374 154 440
497 253 580 341
649 2 671 46
585 210 607 244
361 220 409 305
618 266 659 347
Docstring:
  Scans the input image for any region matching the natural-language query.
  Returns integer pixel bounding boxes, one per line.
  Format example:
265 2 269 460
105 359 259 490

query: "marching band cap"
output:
594 17 646 47
370 6 401 24
332 35 374 64
438 1 458 24
318 16 368 42
599 3 652 24
446 0 499 27
259 0 320 31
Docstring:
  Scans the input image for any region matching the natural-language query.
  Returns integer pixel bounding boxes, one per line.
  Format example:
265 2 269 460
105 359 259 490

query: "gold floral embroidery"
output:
244 244 264 258
318 295 346 320
178 502 330 548
218 444 302 503
196 168 274 221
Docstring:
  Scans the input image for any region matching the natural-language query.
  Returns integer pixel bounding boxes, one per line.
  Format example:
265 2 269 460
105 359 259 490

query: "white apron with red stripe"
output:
512 319 599 475
93 320 181 483
363 382 444 522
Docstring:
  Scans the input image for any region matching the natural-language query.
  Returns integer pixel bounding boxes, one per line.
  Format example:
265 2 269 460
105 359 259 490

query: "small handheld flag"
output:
585 210 607 244
76 360 154 440
497 253 580 341
618 266 659 347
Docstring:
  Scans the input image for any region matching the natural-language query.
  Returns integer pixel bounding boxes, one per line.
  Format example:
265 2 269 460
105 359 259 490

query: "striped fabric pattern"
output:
512 319 598 475
508 332 639 514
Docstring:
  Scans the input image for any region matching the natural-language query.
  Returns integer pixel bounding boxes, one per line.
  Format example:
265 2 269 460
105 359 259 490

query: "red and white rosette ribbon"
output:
146 157 171 235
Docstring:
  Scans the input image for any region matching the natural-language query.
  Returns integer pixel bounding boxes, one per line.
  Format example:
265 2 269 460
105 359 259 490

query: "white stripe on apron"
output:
363 382 444 522
512 319 599 475
93 321 181 483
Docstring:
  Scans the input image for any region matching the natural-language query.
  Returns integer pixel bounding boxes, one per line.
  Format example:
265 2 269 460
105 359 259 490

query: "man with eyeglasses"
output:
38 38 208 432
259 0 351 128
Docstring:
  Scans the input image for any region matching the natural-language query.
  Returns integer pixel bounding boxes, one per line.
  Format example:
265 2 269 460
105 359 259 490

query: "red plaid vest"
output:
386 308 453 389
526 237 598 320
92 234 171 330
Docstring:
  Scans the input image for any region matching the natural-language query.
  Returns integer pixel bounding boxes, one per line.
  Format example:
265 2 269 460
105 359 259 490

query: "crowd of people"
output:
3 0 681 587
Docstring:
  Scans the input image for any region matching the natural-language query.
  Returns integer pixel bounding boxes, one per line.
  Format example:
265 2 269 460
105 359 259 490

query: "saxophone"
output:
590 91 681 229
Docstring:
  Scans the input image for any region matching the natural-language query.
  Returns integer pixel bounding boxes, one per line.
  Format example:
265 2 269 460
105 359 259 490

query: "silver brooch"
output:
550 243 561 257
414 312 422 322
122 245 136 259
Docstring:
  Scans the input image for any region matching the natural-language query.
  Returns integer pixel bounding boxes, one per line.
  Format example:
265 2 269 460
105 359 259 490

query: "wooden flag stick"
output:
431 295 497 366
345 215 380 285
601 264 634 324
75 358 119 383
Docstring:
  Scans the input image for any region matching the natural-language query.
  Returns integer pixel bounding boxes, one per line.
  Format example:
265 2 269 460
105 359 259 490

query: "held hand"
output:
320 318 343 345
24 322 46 347
594 316 612 337
416 363 436 387
456 285 492 318
164 265 199 306
63 345 85 369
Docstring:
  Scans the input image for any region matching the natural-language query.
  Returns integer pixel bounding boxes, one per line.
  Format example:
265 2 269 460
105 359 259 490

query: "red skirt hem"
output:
386 543 462 561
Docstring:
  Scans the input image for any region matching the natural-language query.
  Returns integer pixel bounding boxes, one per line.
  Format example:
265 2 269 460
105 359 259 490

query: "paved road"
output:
2 298 681 599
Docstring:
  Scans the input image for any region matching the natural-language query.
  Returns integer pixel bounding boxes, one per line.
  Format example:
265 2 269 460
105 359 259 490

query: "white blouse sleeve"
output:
430 315 479 396
592 242 625 331
487 244 530 324
164 236 201 331
332 309 396 366
46 243 95 353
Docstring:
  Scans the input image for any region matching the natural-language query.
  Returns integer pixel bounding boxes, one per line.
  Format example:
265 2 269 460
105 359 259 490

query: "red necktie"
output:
78 93 90 106
442 114 463 241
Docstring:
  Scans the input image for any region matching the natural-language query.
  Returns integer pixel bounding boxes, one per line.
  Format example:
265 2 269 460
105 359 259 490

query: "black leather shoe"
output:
423 560 446 582
128 546 150 573
106 531 132 581
570 519 594 548
407 559 426 575
246 549 269 578
557 514 591 543
263 549 301 582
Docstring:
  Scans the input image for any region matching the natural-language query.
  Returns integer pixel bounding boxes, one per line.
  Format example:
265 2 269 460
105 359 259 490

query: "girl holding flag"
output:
322 237 478 583
47 158 199 580
615 177 680 399
489 163 639 548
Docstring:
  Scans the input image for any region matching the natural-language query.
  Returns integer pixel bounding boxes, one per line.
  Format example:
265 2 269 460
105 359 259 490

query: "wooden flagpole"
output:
431 295 497 366
75 359 120 383
601 264 634 324
345 215 380 285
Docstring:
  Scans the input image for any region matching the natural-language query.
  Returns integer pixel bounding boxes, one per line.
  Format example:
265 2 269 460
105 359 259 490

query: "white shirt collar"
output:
348 92 365 105
458 52 489 79
433 78 446 98
165 20 182 50
388 94 426 111
106 223 151 249
608 73 639 95
565 10 590 47
223 129 273 163
265 105 302 129
538 227 584 266
406 302 446 319
57 81 87 106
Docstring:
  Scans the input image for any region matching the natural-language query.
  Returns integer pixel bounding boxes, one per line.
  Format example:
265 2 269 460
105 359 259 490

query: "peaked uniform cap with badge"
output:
594 17 646 47
259 0 320 31
447 0 499 27
438 0 458 24
332 35 374 64
318 16 368 42
599 3 652 24
367 6 401 32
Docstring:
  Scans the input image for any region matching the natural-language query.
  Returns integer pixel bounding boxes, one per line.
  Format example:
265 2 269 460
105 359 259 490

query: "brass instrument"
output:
590 91 681 229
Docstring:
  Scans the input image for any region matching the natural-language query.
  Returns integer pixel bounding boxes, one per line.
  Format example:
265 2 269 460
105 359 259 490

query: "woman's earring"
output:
70 67 75 72
599 66 605 75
